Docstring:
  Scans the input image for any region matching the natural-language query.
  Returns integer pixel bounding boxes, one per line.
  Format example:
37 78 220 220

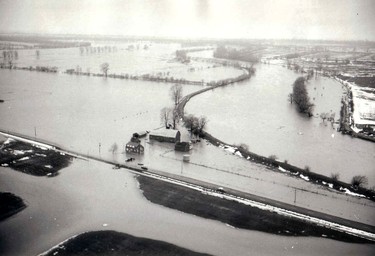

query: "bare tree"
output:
101 62 109 77
160 107 172 128
170 84 183 106
184 114 199 136
351 175 368 189
198 116 207 133
184 114 207 136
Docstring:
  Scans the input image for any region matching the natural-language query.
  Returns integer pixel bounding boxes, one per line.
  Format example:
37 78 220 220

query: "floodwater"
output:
12 43 242 82
0 68 199 158
1 161 375 256
186 64 375 186
0 65 374 255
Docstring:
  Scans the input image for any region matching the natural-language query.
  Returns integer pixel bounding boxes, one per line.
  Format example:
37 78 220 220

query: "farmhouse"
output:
149 129 181 143
125 141 144 154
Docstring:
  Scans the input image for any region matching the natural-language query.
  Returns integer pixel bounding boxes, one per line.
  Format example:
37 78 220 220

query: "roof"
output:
126 141 142 147
149 129 180 138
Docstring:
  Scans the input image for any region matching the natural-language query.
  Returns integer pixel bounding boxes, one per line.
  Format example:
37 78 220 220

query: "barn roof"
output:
150 129 180 138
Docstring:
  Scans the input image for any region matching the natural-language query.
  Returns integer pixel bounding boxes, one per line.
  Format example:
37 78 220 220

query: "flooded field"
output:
9 43 242 82
1 160 375 256
186 64 375 186
1 45 374 256
0 68 200 159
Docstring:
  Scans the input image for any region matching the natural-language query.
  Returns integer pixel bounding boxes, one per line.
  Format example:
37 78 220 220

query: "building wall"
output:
149 135 176 143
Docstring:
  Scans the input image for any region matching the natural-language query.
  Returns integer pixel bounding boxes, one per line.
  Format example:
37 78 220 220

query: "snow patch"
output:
13 150 25 155
3 138 15 144
341 188 366 198
235 151 243 157
18 156 30 161
224 146 237 154
299 174 310 181
278 166 289 173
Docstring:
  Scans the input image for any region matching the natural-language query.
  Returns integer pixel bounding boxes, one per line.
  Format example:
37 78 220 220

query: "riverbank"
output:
336 75 375 143
40 231 211 256
0 192 26 221
138 175 372 243
0 138 72 177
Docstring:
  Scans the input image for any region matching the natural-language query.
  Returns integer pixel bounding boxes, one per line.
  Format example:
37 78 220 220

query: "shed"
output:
125 141 144 154
133 131 149 138
175 141 191 152
149 129 181 143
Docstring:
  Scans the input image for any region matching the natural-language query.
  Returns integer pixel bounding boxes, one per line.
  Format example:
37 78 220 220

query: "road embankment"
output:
1 129 375 242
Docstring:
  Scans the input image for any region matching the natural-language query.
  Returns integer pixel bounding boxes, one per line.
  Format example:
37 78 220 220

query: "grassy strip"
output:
0 140 72 177
138 175 372 243
0 192 26 221
44 230 211 256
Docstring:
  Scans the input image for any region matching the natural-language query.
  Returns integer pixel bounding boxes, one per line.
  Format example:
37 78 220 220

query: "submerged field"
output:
186 63 375 186
1 39 375 256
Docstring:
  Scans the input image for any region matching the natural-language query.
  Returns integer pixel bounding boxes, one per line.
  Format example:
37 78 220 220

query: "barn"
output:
149 129 181 143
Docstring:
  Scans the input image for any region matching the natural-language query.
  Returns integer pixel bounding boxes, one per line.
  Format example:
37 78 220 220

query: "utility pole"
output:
99 143 101 156
34 127 37 138
294 188 297 204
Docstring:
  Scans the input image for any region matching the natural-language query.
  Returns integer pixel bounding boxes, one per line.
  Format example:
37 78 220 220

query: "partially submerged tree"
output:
171 107 181 129
170 84 183 106
100 62 109 77
184 114 207 137
160 107 172 128
291 77 314 116
288 93 293 104
109 143 118 154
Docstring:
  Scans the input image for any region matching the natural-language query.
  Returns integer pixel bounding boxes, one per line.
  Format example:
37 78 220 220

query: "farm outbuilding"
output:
175 141 191 152
149 129 181 143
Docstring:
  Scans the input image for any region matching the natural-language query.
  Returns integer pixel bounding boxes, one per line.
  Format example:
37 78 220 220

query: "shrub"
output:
304 166 311 172
330 173 340 181
269 155 277 161
238 143 249 151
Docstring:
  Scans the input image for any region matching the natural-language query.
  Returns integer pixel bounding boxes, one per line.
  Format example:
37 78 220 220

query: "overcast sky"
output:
0 0 374 40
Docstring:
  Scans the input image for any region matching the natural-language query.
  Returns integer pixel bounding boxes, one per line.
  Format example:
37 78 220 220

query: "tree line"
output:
289 77 314 116
214 46 259 63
